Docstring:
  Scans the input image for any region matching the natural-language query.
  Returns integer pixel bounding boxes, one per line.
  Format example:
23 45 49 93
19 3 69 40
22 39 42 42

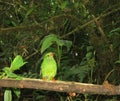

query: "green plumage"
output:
41 52 57 80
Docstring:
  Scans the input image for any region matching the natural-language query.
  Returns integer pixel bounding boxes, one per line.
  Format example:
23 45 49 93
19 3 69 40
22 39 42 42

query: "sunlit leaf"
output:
40 34 59 53
40 34 72 53
10 55 27 72
4 89 12 101
3 67 22 79
2 67 10 75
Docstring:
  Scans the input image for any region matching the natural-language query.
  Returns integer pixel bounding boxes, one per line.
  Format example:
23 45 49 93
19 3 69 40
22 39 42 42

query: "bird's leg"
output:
52 78 56 82
42 77 47 80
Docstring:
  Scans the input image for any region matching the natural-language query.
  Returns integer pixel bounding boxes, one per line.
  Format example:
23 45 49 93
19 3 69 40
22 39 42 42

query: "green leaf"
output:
4 89 12 101
115 60 120 64
13 89 21 98
6 72 22 79
56 39 64 46
63 64 90 82
40 34 72 53
10 55 27 72
25 7 34 18
60 1 67 9
2 67 10 75
3 67 22 79
77 65 90 82
87 46 93 52
63 40 72 51
88 58 95 68
55 38 72 51
110 27 120 33
40 34 59 53
86 52 92 60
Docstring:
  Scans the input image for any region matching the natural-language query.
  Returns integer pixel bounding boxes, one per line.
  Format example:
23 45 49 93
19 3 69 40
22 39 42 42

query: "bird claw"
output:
52 78 56 82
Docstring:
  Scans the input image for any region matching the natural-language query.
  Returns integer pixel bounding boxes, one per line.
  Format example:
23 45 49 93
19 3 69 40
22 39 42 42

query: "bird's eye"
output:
47 55 50 57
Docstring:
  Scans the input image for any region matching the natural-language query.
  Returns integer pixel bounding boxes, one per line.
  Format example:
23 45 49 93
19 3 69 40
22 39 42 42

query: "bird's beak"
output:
50 52 54 57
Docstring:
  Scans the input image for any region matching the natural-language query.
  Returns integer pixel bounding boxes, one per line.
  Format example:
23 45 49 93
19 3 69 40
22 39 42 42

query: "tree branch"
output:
61 7 120 38
0 7 119 37
0 78 120 95
0 14 80 35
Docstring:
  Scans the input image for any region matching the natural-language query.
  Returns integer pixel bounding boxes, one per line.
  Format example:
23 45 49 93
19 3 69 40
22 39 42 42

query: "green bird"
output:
41 52 57 80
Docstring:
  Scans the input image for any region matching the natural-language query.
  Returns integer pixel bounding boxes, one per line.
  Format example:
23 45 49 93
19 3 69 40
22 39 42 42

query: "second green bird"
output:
41 52 57 80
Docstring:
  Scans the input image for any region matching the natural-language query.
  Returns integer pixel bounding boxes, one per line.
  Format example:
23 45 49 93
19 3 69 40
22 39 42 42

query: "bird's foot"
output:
42 77 47 81
52 78 56 82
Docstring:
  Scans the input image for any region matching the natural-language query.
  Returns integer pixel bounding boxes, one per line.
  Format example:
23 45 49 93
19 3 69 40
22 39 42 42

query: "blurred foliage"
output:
0 0 120 101
1 55 27 101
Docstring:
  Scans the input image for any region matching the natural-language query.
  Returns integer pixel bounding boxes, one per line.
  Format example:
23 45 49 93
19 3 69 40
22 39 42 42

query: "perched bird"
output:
41 52 57 80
